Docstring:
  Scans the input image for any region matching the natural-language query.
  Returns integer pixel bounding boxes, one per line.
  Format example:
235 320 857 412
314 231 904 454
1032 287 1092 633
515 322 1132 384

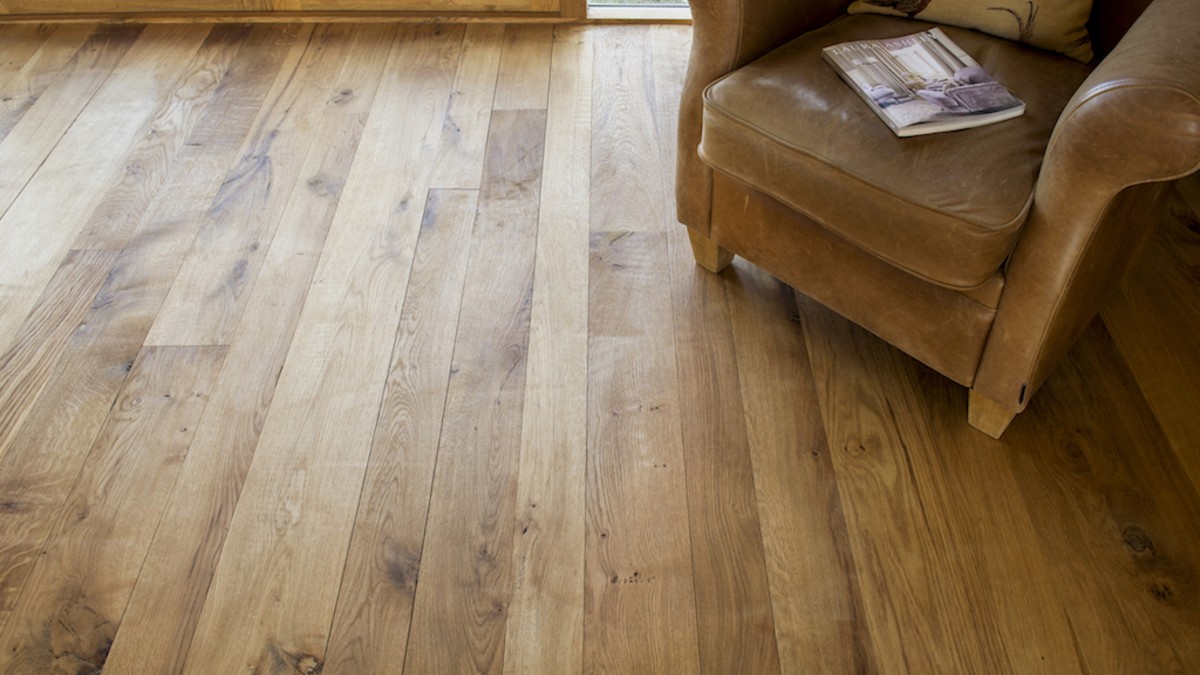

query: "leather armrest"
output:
677 0 853 231
974 0 1200 409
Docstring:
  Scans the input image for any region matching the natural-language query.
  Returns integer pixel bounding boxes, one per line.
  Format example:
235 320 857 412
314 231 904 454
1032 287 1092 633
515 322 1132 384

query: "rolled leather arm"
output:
973 0 1200 409
677 0 853 231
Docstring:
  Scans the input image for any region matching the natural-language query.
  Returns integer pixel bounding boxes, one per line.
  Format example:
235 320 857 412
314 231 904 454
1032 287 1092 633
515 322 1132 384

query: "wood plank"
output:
1102 178 1200 489
0 346 225 674
102 24 396 675
0 19 299 644
0 250 118 462
501 25 590 675
585 231 700 674
429 23 502 190
144 23 371 346
70 24 253 250
491 23 551 111
724 263 877 674
1000 320 1200 673
589 26 673 233
666 230 781 674
323 189 478 674
176 25 461 674
0 24 93 142
0 0 562 15
0 24 141 222
402 108 546 675
0 24 211 355
799 293 1091 673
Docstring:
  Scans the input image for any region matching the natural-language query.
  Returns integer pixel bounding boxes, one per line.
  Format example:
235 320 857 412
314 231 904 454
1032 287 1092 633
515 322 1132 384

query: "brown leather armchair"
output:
677 0 1200 437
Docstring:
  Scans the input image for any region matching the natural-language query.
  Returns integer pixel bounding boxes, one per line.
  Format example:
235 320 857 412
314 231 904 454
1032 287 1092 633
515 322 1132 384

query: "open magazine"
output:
822 28 1024 137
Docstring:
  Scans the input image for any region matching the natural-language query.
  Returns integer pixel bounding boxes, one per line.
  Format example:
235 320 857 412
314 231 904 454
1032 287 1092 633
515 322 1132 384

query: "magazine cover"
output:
822 28 1025 136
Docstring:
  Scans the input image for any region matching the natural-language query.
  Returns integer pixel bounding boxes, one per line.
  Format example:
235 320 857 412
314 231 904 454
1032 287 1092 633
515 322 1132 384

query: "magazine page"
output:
823 28 1023 133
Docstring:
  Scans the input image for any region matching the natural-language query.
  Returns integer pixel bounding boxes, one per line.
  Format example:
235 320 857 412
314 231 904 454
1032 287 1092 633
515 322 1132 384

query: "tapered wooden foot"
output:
686 228 734 273
968 390 1018 439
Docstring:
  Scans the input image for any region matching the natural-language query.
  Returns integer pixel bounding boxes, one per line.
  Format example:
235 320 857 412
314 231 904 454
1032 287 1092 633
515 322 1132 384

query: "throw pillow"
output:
847 0 1094 62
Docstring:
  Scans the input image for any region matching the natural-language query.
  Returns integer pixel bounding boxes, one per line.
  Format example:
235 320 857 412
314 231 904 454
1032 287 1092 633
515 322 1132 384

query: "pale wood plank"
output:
492 23 551 110
0 24 211 355
177 25 461 674
429 23 502 190
1102 178 1200 489
144 23 370 346
71 24 253 250
0 24 93 141
402 108 546 675
800 293 1086 673
0 25 141 222
0 346 225 674
323 189 478 674
666 228 781 674
725 263 877 674
589 26 674 233
501 25 590 675
0 250 118 462
585 231 701 674
103 25 395 675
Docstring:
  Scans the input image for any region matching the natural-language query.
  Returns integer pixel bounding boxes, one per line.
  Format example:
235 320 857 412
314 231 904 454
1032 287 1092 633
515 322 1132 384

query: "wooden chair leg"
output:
968 390 1019 439
686 227 734 273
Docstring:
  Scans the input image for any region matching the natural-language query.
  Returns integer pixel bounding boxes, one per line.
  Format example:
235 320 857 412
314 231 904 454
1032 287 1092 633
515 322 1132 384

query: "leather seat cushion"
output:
699 14 1093 289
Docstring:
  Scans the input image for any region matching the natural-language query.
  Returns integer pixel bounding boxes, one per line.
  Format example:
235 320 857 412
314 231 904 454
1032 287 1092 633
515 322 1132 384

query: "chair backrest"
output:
1088 0 1154 58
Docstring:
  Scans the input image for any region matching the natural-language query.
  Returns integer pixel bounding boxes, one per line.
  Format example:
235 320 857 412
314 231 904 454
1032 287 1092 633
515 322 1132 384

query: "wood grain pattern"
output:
0 250 118 462
585 231 701 674
429 23 503 190
0 23 1195 675
500 25 591 675
0 24 209 355
0 346 225 675
323 189 477 674
177 25 461 674
402 108 546 675
0 0 563 16
667 225 780 674
725 262 876 675
0 24 93 142
145 23 366 346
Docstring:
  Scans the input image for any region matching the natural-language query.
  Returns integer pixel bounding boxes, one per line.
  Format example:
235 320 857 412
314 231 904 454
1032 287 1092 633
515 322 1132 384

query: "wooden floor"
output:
0 22 1197 675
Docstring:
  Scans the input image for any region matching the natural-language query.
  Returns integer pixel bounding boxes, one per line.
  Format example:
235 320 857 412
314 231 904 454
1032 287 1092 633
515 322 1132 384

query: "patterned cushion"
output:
848 0 1094 61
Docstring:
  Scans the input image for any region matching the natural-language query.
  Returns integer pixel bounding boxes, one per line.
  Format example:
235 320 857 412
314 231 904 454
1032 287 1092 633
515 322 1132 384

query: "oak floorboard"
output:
501 26 591 675
492 23 551 111
145 23 369 347
70 24 253 250
402 108 546 675
103 24 392 675
666 228 781 674
799 294 1018 673
1002 320 1200 673
0 250 118 463
0 24 93 142
429 24 502 191
585 231 701 674
177 25 461 674
1102 178 1200 490
323 189 478 675
589 26 674 234
0 24 210 355
725 262 877 675
0 346 225 675
0 25 141 224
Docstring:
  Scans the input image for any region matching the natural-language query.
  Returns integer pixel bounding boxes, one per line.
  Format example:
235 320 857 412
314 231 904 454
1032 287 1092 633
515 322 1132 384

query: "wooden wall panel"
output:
0 0 567 17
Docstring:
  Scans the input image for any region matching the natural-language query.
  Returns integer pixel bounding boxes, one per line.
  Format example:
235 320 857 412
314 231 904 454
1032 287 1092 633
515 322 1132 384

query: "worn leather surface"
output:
700 15 1092 289
712 174 995 385
973 0 1200 409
